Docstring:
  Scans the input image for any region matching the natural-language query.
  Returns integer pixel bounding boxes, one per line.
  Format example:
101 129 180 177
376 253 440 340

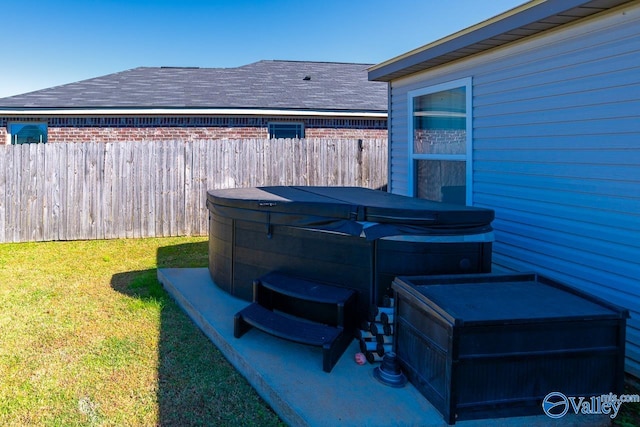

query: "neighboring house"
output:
0 60 387 144
369 0 639 377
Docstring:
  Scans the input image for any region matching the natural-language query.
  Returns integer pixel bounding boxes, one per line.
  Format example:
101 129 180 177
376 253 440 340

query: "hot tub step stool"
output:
234 273 357 373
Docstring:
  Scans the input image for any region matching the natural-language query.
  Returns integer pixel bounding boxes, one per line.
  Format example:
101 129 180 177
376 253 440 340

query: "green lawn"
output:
1 237 638 426
0 237 284 426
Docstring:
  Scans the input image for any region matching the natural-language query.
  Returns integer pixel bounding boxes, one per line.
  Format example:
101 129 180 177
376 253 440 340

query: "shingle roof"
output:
0 60 387 112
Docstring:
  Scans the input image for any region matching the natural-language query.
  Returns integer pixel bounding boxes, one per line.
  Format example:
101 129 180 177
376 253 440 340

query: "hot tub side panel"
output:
210 216 377 318
209 212 233 295
235 220 375 316
452 320 626 421
374 239 492 301
209 217 495 321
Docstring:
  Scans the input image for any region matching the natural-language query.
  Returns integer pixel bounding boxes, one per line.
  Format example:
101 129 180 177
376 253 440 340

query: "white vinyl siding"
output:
387 4 640 377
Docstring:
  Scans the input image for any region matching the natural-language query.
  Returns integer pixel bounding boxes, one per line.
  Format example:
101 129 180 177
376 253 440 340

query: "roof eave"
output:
0 108 387 118
368 0 634 82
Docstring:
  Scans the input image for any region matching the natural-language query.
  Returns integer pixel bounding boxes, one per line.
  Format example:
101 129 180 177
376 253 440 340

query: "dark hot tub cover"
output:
206 186 494 240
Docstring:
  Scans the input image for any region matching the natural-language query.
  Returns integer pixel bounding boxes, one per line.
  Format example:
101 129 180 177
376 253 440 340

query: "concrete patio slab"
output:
157 267 608 427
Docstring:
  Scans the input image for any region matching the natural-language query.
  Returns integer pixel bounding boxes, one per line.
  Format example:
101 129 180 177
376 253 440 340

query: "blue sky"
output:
1 0 525 98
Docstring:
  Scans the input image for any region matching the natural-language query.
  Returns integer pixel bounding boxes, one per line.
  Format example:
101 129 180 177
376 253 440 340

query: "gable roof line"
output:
368 0 635 82
257 59 375 66
154 59 376 69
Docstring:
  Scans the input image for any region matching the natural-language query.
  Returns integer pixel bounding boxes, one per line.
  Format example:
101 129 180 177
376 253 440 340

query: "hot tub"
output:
206 186 494 320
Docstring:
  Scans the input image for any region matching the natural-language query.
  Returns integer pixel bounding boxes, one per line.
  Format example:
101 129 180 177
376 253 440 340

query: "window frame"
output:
8 121 48 145
407 77 473 205
268 122 305 139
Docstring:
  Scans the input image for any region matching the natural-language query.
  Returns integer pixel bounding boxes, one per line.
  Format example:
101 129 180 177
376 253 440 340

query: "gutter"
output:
0 108 387 118
368 0 634 81
368 0 544 76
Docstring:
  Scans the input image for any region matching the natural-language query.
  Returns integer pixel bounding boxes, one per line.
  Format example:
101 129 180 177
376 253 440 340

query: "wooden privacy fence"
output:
0 139 387 243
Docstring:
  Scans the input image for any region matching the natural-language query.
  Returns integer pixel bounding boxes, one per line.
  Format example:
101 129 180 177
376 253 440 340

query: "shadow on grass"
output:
110 241 283 426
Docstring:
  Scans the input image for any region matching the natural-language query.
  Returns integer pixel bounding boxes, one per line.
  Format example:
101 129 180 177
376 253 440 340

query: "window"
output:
408 78 471 205
268 122 304 139
8 122 48 145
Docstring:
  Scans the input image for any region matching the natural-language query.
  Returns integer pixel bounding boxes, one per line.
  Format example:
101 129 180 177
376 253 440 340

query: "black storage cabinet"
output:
207 186 494 321
391 273 628 424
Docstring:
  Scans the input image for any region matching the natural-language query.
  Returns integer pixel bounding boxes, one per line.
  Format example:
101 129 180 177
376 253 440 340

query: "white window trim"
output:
267 121 305 139
407 77 473 205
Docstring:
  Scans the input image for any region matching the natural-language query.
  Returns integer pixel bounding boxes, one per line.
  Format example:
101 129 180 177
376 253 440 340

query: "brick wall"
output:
305 128 387 139
48 126 268 142
1 116 387 144
413 129 465 154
